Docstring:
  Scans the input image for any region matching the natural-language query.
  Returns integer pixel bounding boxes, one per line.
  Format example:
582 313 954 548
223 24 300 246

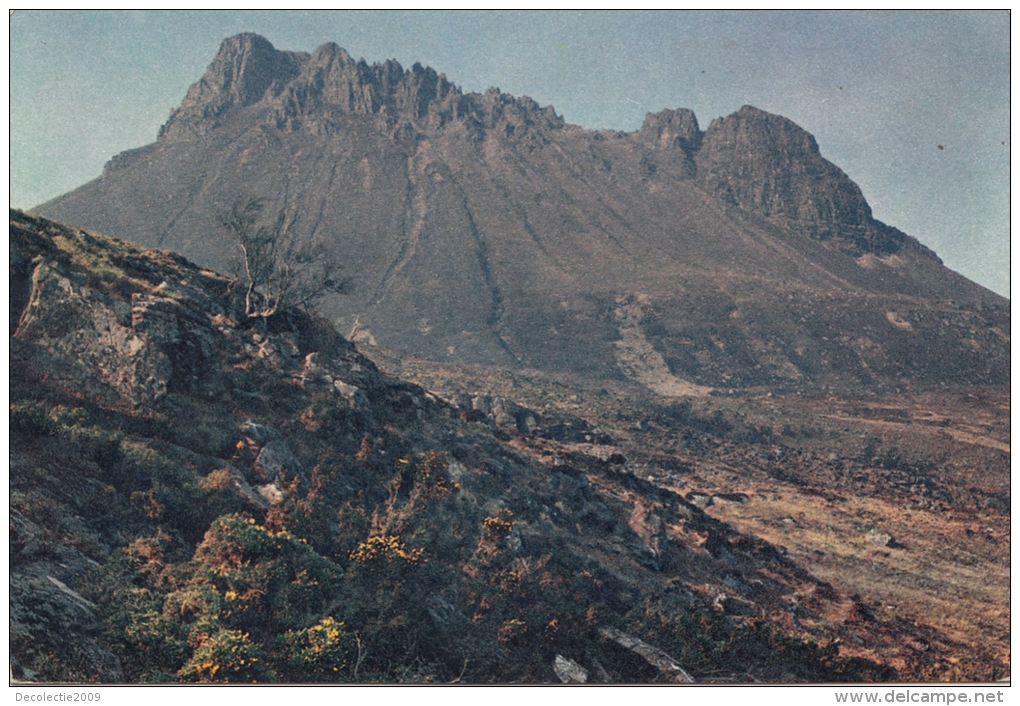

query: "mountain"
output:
17 33 1010 683
37 33 1008 392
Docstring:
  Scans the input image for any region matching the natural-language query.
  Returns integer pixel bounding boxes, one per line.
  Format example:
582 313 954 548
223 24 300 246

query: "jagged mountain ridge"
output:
159 34 565 143
37 33 1009 389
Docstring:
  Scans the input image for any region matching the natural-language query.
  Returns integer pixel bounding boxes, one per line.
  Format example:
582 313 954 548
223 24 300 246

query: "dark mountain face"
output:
37 33 1009 391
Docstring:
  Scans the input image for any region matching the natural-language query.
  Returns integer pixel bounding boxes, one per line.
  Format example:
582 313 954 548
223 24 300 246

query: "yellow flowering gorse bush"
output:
349 534 425 565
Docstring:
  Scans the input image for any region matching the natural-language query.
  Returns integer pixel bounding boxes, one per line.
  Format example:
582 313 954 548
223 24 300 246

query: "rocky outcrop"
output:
552 654 589 683
628 500 666 561
240 419 304 492
131 293 227 399
9 210 382 412
159 33 305 139
268 41 461 134
457 393 614 444
301 352 372 411
14 261 177 407
641 107 702 161
461 394 538 434
695 105 906 255
13 259 230 408
10 510 124 683
160 34 564 144
598 626 695 683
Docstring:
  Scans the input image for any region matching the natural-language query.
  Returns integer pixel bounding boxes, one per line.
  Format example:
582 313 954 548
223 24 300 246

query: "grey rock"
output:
471 395 492 416
45 575 95 611
490 396 521 428
426 593 464 631
15 263 173 406
866 529 895 548
255 332 302 370
241 420 304 483
553 654 588 683
254 439 303 483
12 258 230 408
520 413 540 434
10 571 124 682
334 380 371 409
226 469 271 510
258 482 284 505
641 107 702 157
240 419 281 445
687 491 714 508
300 352 373 410
131 293 227 398
598 626 695 683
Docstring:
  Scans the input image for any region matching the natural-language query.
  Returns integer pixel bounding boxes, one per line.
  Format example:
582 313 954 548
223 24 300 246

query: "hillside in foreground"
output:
10 210 1009 683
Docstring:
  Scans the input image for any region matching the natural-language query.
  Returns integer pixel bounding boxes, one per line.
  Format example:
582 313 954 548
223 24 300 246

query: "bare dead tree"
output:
218 196 351 319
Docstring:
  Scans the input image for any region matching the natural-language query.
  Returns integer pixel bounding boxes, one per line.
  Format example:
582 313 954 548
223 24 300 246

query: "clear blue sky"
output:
10 10 1010 297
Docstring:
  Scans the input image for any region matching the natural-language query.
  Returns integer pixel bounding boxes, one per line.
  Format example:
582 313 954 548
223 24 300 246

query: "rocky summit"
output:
37 33 1007 391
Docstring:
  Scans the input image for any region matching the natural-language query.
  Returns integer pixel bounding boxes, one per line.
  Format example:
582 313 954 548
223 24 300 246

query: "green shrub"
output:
179 628 273 683
10 400 57 437
279 616 354 682
411 450 452 499
101 513 348 681
189 515 343 639
67 426 123 475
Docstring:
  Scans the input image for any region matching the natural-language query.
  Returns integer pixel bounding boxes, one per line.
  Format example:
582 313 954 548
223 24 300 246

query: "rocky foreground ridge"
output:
38 34 1009 387
19 209 1001 683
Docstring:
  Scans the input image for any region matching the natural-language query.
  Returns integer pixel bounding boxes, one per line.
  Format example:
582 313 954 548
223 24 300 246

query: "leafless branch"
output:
218 196 351 319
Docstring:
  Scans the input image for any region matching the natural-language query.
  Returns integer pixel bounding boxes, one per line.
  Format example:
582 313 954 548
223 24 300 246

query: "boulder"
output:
334 380 371 410
254 439 303 483
865 529 895 548
490 396 522 429
241 420 304 483
553 654 588 683
628 500 665 561
258 482 284 505
686 492 714 508
12 248 233 408
598 626 695 683
240 419 281 445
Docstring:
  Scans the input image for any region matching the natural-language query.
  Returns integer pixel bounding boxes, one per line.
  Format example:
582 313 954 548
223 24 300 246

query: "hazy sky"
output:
9 10 1010 297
